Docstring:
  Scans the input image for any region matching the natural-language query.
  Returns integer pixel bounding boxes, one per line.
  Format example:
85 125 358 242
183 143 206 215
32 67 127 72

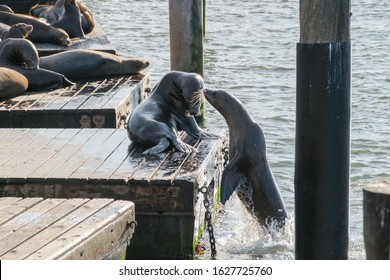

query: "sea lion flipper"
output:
142 138 170 155
220 163 244 204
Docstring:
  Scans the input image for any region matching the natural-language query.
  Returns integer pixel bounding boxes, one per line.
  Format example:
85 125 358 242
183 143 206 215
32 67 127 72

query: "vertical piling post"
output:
203 0 206 36
169 0 205 126
169 0 204 76
295 0 351 259
363 180 390 260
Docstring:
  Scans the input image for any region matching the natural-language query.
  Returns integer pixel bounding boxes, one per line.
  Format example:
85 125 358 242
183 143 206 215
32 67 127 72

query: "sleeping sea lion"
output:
0 67 28 100
0 23 33 40
0 38 73 91
0 11 70 46
39 49 149 79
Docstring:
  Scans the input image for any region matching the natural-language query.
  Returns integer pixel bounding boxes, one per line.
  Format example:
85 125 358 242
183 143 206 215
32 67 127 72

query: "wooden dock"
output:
0 0 116 56
0 197 135 260
0 73 150 129
0 128 226 259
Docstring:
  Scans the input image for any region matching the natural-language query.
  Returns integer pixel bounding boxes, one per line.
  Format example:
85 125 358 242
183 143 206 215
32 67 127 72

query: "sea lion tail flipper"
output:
142 138 171 155
220 164 244 204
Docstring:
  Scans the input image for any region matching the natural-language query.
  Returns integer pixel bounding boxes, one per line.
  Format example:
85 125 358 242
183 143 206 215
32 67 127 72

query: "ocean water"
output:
83 0 390 260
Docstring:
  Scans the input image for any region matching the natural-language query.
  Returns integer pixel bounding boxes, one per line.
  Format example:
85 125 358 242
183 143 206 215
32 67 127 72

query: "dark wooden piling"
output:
295 0 351 259
363 180 390 260
169 0 205 126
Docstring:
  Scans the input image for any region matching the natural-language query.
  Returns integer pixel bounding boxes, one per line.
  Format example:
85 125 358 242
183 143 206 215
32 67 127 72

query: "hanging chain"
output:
222 146 229 167
200 183 216 259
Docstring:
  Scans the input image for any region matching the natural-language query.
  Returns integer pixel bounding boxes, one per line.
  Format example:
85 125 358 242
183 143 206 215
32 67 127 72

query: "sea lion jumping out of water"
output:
0 11 70 46
127 71 217 155
0 38 73 91
39 49 149 80
204 89 287 229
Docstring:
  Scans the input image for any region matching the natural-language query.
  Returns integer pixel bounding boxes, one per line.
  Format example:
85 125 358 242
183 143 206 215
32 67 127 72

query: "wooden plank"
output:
76 77 127 111
68 129 127 181
0 198 65 240
0 129 29 154
0 129 46 172
42 83 89 111
46 129 114 180
110 144 148 180
0 129 62 180
0 198 89 256
6 129 79 182
28 129 98 180
59 81 105 111
101 77 139 110
0 197 23 211
0 198 114 260
0 128 11 139
0 197 43 226
25 200 135 260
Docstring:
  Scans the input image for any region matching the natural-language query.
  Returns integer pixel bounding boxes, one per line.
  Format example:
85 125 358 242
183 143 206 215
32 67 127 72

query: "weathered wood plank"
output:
0 198 114 260
75 77 126 110
0 129 62 180
28 129 98 180
25 200 135 260
46 129 115 181
7 129 79 182
68 130 127 181
0 198 65 240
43 83 89 111
0 197 43 226
0 198 89 256
89 137 131 181
0 197 23 211
0 129 29 155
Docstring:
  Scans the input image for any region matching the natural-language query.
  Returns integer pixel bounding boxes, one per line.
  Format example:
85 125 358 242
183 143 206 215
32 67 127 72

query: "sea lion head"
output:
54 28 71 46
3 23 33 39
204 88 245 118
0 38 39 69
176 72 205 116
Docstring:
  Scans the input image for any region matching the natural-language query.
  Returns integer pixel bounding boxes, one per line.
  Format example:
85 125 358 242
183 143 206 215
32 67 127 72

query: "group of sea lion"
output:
0 1 149 100
127 71 287 230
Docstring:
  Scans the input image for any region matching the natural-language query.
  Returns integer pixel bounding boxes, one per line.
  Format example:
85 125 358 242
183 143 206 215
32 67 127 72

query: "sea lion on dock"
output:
0 38 74 91
0 67 28 100
204 89 287 229
0 11 70 46
39 49 149 79
29 0 95 35
0 23 33 40
0 5 13 13
127 71 217 155
29 0 65 23
51 0 85 39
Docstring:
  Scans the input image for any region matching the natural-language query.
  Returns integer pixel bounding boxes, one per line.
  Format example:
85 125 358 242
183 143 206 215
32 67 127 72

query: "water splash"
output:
197 193 294 260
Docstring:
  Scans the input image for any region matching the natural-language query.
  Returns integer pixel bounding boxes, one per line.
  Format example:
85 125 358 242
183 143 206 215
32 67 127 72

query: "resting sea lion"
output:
127 71 216 155
0 67 28 100
204 89 287 229
0 11 70 46
0 23 33 40
0 38 74 91
39 49 149 79
52 0 85 39
29 0 65 23
0 5 13 13
30 0 95 35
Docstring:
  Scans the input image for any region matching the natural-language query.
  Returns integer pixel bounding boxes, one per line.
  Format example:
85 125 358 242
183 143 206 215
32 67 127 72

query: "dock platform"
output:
0 73 150 129
0 1 117 55
0 128 226 259
0 197 135 260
